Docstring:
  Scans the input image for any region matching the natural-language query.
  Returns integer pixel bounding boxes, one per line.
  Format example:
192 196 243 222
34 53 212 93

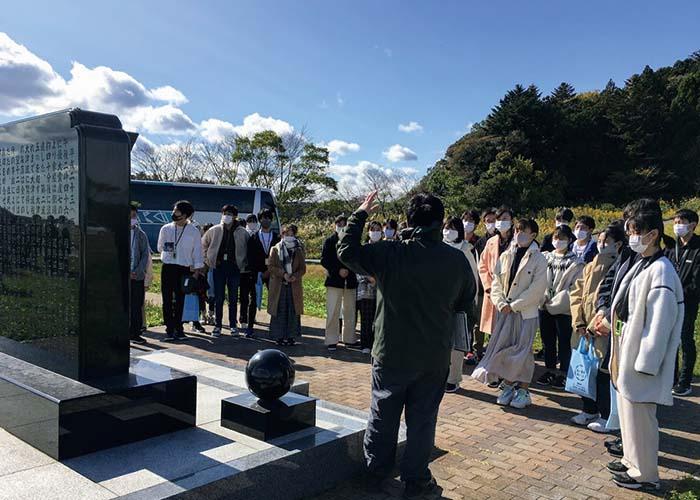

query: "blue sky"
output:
1 0 699 191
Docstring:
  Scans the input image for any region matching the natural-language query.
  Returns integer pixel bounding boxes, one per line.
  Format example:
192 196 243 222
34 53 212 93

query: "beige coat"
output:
478 235 502 333
569 252 618 365
490 241 548 320
202 223 249 271
267 242 307 317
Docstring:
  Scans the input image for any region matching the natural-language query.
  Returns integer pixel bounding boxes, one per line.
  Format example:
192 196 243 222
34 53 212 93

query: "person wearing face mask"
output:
477 206 515 380
201 204 250 337
471 208 498 364
569 224 626 432
238 214 264 337
443 217 479 393
572 216 598 263
541 207 575 252
321 215 358 351
158 200 205 341
356 221 383 354
129 203 151 344
256 209 282 286
472 218 547 409
461 209 480 247
383 219 399 241
474 208 498 257
268 224 306 346
607 211 684 492
666 208 700 397
536 225 584 390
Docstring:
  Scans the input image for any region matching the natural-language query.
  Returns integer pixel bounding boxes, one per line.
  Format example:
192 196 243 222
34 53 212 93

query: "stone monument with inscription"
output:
0 109 197 460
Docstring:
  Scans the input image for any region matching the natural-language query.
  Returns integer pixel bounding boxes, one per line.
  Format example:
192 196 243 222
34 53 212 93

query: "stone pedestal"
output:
221 392 316 441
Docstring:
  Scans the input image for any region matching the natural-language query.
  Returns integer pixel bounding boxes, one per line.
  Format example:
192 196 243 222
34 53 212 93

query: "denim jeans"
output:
214 261 240 328
364 360 448 482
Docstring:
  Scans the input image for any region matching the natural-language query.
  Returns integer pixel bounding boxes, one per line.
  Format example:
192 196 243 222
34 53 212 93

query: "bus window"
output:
130 182 255 213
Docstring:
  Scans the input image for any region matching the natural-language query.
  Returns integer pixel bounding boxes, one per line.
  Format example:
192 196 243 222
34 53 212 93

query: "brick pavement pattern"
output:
140 302 699 500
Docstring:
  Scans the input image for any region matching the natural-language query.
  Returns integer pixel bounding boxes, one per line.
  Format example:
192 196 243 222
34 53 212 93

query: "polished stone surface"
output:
245 349 295 401
0 352 196 460
221 392 317 441
0 109 135 381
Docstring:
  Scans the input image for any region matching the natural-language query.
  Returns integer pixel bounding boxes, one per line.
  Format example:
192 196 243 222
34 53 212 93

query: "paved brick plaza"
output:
142 307 699 500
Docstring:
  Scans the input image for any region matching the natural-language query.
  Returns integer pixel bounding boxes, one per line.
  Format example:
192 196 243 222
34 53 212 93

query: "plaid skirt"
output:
269 284 301 340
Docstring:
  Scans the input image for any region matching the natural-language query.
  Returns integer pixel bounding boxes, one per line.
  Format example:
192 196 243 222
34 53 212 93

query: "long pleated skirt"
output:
472 311 538 385
269 284 301 340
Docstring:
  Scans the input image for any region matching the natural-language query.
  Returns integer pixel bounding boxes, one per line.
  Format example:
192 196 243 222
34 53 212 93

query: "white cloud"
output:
329 160 418 195
231 112 294 138
382 144 418 162
199 118 236 142
324 139 360 157
398 121 423 134
149 85 188 105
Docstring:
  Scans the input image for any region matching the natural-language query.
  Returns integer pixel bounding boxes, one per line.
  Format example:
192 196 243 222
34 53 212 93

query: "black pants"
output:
582 370 611 419
675 300 698 387
357 298 376 349
161 264 189 334
540 310 573 373
130 279 145 339
364 361 448 483
239 271 257 330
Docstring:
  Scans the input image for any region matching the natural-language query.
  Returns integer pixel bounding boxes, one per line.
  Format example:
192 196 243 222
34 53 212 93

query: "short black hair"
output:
553 225 574 242
221 204 238 215
335 215 348 225
604 223 627 244
576 215 596 230
495 206 514 219
385 219 398 230
516 218 539 236
675 208 699 224
462 209 480 223
407 193 445 227
258 208 274 220
369 220 383 231
246 214 258 223
629 210 664 246
556 207 574 223
284 223 299 236
174 200 195 217
444 216 465 243
623 198 661 220
481 207 498 219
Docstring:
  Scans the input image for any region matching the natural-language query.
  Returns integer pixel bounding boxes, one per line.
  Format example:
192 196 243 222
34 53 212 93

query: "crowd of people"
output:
127 193 698 496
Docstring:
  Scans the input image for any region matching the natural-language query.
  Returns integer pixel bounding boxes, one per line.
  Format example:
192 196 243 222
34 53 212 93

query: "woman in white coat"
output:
608 210 684 491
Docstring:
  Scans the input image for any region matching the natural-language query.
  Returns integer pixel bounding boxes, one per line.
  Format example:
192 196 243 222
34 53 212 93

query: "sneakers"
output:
361 348 371 354
551 374 566 389
327 344 337 352
445 383 459 393
191 322 206 334
612 472 659 491
131 336 147 345
496 384 516 406
465 352 477 365
608 441 624 458
174 330 187 341
605 437 622 449
536 371 555 387
672 383 692 397
244 327 255 339
403 476 438 499
230 326 240 337
510 388 532 409
587 418 612 433
212 326 222 338
571 412 600 426
607 460 628 474
487 380 501 389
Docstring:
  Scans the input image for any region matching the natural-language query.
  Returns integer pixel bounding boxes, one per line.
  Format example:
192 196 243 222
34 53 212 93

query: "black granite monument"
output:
0 109 197 460
221 349 316 441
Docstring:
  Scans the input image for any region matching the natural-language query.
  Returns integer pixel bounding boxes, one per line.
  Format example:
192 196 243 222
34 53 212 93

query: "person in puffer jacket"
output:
536 225 584 389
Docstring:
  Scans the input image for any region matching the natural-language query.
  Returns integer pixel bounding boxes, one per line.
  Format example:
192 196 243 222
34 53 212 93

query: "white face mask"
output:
495 220 511 233
674 224 690 237
553 239 568 251
516 233 531 247
130 218 138 227
485 222 496 233
463 221 475 234
574 229 588 241
247 222 259 232
369 230 382 242
443 229 458 243
597 242 617 255
222 215 233 225
629 232 652 254
384 228 396 239
283 236 296 246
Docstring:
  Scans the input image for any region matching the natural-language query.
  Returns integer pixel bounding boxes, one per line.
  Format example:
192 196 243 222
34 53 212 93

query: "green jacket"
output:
338 210 476 371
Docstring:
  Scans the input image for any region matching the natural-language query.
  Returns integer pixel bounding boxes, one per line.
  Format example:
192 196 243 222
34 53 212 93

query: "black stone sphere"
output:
245 349 296 401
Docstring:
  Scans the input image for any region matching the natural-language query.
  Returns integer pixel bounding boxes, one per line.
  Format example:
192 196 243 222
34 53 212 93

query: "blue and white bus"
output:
129 180 280 251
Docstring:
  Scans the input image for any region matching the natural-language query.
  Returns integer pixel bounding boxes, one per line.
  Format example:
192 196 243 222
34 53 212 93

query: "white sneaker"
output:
510 388 532 409
212 326 222 338
571 412 599 426
587 418 612 433
496 384 516 406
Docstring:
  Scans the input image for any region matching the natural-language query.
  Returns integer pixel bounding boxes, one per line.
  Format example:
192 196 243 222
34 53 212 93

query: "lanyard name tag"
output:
265 257 269 265
223 254 228 261
614 319 624 337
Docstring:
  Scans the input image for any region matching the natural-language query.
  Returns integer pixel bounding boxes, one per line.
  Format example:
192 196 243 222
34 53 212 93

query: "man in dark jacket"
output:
129 203 151 344
541 207 574 253
321 215 358 351
667 208 700 396
338 191 476 498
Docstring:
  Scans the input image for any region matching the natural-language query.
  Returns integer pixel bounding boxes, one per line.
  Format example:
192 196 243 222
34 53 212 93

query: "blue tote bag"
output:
182 293 200 322
565 337 599 400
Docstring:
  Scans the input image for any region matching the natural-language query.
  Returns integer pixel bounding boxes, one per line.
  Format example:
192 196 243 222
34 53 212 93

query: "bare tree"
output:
132 138 206 181
197 135 241 185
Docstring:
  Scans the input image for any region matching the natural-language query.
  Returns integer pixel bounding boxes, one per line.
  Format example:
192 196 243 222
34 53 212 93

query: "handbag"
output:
565 336 599 399
182 293 200 322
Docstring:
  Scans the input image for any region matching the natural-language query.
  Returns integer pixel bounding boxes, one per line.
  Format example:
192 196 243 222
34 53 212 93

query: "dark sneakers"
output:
444 383 459 393
608 441 624 458
131 336 147 345
605 437 622 449
612 472 659 491
607 460 628 473
672 383 692 397
536 371 555 386
403 477 439 499
551 374 567 389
